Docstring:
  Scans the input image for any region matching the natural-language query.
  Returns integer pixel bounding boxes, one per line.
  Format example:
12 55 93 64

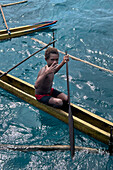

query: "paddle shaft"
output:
53 31 55 47
0 5 11 35
66 52 75 159
0 40 57 79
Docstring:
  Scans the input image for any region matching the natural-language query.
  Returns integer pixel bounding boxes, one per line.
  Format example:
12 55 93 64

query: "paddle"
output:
0 4 11 35
65 51 75 159
0 40 57 79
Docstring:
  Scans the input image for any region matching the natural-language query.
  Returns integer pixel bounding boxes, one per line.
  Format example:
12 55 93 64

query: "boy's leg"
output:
51 89 68 102
37 89 68 108
57 92 68 102
38 95 63 107
51 89 68 109
57 93 69 111
48 97 63 107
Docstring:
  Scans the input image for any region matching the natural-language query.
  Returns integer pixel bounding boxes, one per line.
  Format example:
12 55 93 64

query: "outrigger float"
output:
0 70 113 146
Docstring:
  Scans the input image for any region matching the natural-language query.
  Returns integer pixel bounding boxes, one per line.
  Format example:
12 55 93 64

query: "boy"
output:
34 47 69 108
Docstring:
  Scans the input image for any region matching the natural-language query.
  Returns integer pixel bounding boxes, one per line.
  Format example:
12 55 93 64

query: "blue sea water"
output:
0 0 113 169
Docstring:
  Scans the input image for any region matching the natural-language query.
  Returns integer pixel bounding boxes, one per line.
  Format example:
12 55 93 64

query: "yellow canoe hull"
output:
0 70 113 145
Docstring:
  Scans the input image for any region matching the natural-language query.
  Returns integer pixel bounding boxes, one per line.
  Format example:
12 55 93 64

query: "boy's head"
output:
45 47 59 66
45 47 59 60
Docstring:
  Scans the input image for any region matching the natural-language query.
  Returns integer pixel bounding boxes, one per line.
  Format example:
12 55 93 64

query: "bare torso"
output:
35 66 54 95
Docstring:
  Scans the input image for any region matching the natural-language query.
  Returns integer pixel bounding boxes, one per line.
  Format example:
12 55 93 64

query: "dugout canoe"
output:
0 20 57 40
0 70 113 145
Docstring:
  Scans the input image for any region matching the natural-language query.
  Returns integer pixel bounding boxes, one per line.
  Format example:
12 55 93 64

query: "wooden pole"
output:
0 144 108 154
66 51 75 159
0 40 57 79
31 38 113 74
0 4 11 35
2 1 28 7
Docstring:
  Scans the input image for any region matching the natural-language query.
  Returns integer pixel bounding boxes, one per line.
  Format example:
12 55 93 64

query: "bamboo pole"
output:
0 5 11 35
31 38 113 74
0 40 57 79
2 1 28 7
0 144 108 154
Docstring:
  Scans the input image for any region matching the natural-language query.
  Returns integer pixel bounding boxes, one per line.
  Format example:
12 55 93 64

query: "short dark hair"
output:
45 47 59 60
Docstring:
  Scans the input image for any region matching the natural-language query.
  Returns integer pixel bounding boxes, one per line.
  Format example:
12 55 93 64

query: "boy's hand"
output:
63 55 69 63
45 62 58 74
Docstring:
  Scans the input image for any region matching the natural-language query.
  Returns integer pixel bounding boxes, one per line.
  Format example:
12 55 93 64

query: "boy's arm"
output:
55 54 69 73
35 63 58 88
34 68 46 88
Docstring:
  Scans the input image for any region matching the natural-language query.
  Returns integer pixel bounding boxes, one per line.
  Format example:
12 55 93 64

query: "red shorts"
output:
35 88 54 100
35 88 61 105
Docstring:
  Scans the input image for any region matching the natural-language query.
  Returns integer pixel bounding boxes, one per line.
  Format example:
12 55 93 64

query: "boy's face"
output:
46 53 59 67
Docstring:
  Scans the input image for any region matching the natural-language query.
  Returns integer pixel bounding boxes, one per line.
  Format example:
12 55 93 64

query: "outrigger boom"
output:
1 1 28 7
0 70 113 145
